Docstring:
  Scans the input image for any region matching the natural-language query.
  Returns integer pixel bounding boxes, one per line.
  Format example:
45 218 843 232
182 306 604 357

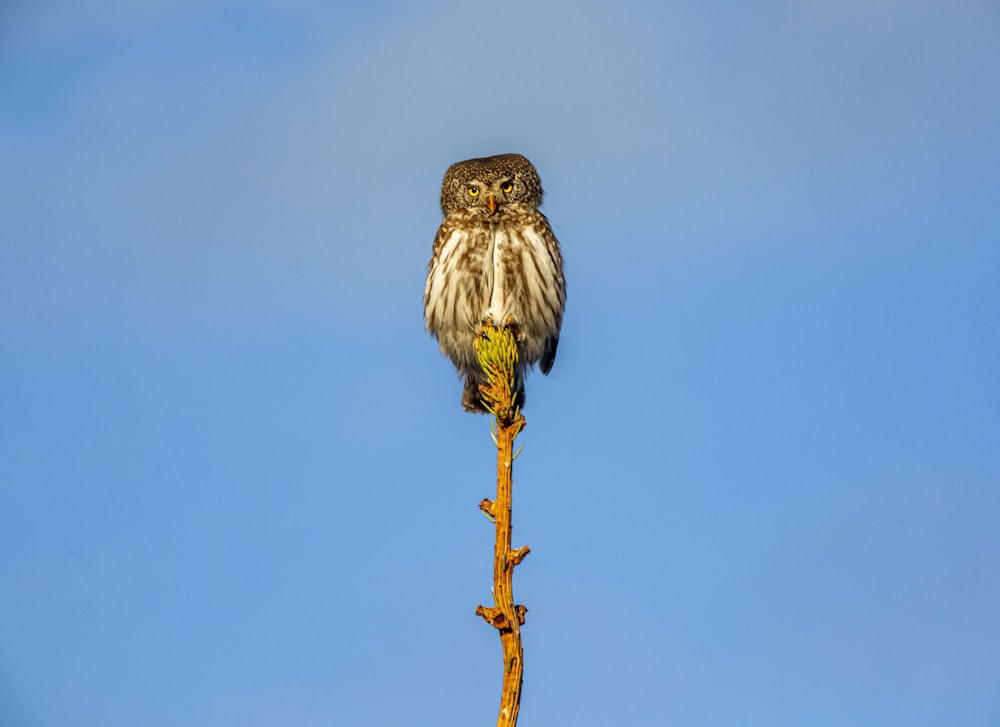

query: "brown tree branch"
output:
473 324 529 727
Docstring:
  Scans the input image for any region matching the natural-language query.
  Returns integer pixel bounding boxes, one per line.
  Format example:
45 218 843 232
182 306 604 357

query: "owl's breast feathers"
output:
425 205 564 376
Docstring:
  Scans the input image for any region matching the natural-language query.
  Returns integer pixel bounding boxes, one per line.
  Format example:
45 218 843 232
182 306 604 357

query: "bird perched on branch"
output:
424 153 566 412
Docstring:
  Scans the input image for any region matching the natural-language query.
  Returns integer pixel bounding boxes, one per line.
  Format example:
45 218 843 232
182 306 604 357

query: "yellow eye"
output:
501 182 513 194
467 186 479 197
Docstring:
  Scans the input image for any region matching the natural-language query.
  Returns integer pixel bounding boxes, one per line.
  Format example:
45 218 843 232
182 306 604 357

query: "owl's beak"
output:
485 194 498 215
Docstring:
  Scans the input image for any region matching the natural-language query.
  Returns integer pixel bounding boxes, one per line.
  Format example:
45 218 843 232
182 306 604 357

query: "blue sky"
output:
2 1 999 725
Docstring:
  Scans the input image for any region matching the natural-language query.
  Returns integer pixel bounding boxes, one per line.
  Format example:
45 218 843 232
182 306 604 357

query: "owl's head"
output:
440 153 543 216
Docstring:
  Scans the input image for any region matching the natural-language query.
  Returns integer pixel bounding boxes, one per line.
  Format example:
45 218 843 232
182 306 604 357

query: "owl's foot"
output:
475 316 524 342
475 316 498 339
503 317 524 342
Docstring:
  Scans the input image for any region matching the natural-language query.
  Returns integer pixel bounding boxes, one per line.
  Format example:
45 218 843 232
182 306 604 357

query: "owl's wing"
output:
424 223 462 330
539 334 559 375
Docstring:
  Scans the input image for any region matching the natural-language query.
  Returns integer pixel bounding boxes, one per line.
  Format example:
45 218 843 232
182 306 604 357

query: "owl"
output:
424 153 566 413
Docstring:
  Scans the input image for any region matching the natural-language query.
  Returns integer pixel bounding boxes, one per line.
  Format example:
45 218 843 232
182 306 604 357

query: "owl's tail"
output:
461 375 487 413
460 369 525 414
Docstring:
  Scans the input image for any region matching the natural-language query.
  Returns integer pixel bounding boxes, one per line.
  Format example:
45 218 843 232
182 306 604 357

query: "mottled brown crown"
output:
440 153 543 215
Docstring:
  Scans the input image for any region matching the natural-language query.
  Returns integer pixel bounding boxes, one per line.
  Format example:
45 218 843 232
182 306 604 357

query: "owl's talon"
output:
475 317 497 338
504 318 524 342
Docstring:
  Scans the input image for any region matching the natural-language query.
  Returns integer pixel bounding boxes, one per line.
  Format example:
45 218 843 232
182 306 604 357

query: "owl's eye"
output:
467 186 479 197
501 182 514 194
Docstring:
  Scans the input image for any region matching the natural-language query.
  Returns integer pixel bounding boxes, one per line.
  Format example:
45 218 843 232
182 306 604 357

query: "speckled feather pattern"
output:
424 154 566 412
